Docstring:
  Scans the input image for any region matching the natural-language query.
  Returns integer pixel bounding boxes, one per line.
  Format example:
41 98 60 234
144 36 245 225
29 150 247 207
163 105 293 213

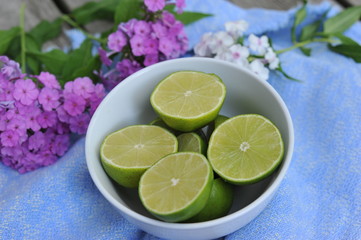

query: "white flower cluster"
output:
194 20 280 81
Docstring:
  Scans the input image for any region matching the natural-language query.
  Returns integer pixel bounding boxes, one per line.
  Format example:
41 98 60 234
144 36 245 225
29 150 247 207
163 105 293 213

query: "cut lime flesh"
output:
139 152 213 222
207 114 284 184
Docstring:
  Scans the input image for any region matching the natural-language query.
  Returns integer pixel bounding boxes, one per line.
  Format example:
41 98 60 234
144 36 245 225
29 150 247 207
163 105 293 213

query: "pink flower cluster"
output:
0 56 106 173
99 0 188 90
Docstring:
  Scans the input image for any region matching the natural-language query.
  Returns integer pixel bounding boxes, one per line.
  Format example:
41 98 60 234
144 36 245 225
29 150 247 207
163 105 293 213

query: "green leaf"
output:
300 20 321 41
29 19 63 46
164 4 212 25
114 0 143 25
24 34 42 74
174 11 212 25
328 44 361 63
60 39 98 84
72 56 101 82
71 0 119 25
300 47 312 56
323 6 361 34
331 33 359 45
276 66 303 82
27 49 68 76
0 27 20 54
291 4 307 43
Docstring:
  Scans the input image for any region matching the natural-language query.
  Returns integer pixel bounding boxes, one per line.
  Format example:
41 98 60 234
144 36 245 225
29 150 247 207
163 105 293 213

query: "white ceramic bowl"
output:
85 57 294 240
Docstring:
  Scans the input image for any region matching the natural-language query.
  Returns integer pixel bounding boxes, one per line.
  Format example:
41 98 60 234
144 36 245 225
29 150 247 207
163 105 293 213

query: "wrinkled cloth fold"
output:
1 0 360 239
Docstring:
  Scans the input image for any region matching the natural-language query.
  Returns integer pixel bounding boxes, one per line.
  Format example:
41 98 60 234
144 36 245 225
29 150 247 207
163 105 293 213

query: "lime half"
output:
139 152 213 222
150 71 226 132
100 125 177 188
207 114 284 184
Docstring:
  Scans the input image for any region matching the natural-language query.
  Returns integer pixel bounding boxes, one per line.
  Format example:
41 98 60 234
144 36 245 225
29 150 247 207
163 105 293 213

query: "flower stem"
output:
19 3 26 72
61 15 106 43
275 38 337 55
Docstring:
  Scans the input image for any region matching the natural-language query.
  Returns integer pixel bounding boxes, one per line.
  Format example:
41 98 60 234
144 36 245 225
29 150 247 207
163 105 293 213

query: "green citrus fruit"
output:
207 114 284 184
150 71 226 132
177 132 207 155
187 178 234 222
139 152 213 222
100 125 177 188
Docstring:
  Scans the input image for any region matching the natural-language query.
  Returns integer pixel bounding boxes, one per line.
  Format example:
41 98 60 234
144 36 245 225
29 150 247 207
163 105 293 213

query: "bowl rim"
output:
85 57 294 229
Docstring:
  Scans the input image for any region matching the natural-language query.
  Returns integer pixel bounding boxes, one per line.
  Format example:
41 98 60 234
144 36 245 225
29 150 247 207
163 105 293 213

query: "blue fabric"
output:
1 0 360 239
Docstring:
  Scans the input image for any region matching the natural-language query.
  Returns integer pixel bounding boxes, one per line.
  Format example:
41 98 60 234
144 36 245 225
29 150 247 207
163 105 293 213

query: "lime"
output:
139 152 213 222
187 178 234 222
206 114 229 140
100 125 178 188
150 71 226 132
207 114 284 184
177 132 206 155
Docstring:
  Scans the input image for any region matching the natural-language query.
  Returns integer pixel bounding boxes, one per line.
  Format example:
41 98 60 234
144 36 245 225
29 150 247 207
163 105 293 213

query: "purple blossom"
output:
144 0 165 12
108 31 127 52
0 81 15 101
116 59 142 78
51 134 70 156
98 48 112 67
130 35 145 56
159 37 174 57
13 79 39 105
56 105 71 123
69 113 90 134
118 19 137 38
73 77 95 99
152 22 168 38
28 131 45 151
63 93 86 117
162 11 176 26
144 54 159 66
134 20 151 36
38 87 60 111
37 111 57 128
0 56 24 80
175 0 186 14
144 38 159 55
7 118 27 138
24 106 41 131
37 72 61 89
1 130 20 147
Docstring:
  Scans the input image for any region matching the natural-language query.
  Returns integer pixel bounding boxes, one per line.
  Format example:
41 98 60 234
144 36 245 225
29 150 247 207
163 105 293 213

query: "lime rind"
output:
207 114 284 184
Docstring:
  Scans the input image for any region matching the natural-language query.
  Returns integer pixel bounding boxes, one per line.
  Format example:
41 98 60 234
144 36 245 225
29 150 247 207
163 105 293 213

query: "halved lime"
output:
207 114 284 184
150 71 226 132
187 178 234 222
177 132 206 155
139 152 213 222
100 125 177 188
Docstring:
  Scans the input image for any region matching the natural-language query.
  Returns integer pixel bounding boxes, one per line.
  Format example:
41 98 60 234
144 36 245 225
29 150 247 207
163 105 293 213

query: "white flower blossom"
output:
265 47 280 70
225 20 249 39
208 31 234 55
248 34 270 55
214 48 232 62
228 44 250 66
194 32 213 57
249 59 269 81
